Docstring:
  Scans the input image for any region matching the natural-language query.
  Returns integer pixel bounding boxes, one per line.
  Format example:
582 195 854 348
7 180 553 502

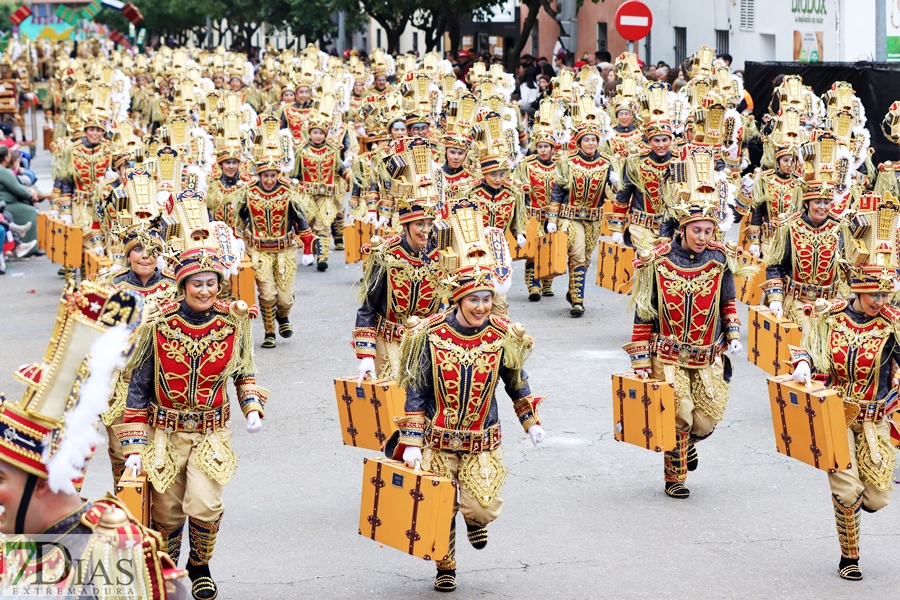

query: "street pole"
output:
628 40 634 54
338 12 346 56
876 0 887 62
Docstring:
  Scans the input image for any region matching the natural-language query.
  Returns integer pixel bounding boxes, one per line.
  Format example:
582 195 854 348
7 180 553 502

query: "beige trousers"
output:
651 355 728 437
106 414 125 483
252 247 297 314
564 219 603 268
149 427 230 530
424 448 505 527
829 420 894 510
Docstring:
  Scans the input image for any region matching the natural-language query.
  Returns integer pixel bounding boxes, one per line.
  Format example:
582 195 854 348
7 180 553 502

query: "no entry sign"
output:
615 1 653 42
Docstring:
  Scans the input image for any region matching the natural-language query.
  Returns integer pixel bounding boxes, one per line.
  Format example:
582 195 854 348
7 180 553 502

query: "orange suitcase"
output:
505 217 538 261
229 254 256 304
534 231 567 280
737 216 752 249
359 457 455 561
611 373 677 452
334 377 406 451
735 254 765 305
596 240 635 294
43 125 54 151
83 250 111 278
115 468 150 526
767 375 852 473
344 220 376 264
49 218 83 268
37 211 49 251
747 306 802 376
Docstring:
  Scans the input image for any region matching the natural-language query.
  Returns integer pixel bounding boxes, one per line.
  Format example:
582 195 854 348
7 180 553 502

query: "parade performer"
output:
610 82 675 251
762 180 845 328
624 145 754 499
789 191 900 581
547 121 617 317
517 125 558 300
0 279 188 598
238 137 317 348
390 206 546 592
115 244 268 600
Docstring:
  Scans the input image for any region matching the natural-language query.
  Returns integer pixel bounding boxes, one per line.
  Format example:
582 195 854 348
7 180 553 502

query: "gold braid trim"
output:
499 320 533 391
803 306 834 374
459 450 507 508
856 423 895 492
763 216 791 268
723 243 761 279
623 155 649 199
224 306 257 379
356 238 389 304
51 140 74 182
397 314 441 390
630 254 659 321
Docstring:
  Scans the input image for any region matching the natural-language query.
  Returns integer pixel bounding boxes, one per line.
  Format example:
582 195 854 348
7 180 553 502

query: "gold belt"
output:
149 403 230 433
785 279 836 302
557 205 602 221
628 208 662 231
525 205 546 220
652 334 724 368
426 423 502 453
302 182 335 195
246 234 295 251
847 399 888 423
375 314 405 342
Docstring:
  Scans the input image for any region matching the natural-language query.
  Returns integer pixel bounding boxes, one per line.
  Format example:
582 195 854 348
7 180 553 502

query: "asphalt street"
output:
1 141 897 599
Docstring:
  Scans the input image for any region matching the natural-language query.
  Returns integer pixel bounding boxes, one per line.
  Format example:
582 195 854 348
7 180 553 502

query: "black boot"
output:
317 259 328 272
434 569 457 592
186 563 218 599
686 441 698 472
839 557 863 581
276 313 293 338
465 520 488 549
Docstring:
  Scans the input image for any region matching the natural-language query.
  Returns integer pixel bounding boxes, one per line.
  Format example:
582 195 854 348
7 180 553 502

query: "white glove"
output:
546 222 557 233
634 368 651 379
124 454 142 477
358 356 376 385
528 424 546 447
402 446 423 469
748 243 760 258
345 213 355 226
61 214 73 225
246 411 262 433
363 211 378 224
741 158 749 170
728 339 743 356
769 300 783 319
792 360 811 383
376 215 390 229
741 174 755 193
611 231 625 245
516 234 527 248
301 254 315 266
92 246 105 257
49 209 59 218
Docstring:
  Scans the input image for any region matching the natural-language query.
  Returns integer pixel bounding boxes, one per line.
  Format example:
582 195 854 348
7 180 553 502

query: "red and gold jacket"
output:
464 181 525 235
548 150 613 222
353 235 444 358
438 163 479 207
281 103 312 141
624 239 743 370
746 169 802 244
116 299 266 456
235 176 315 252
206 173 251 231
395 310 543 453
610 152 673 233
53 138 113 243
762 212 844 304
517 154 557 220
294 141 344 192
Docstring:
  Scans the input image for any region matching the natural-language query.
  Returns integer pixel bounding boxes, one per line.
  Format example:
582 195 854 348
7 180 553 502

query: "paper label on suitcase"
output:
596 241 635 294
735 254 765 305
534 231 567 280
115 468 150 526
767 375 852 473
359 458 455 561
344 221 375 264
334 377 406 451
611 373 676 452
747 306 802 376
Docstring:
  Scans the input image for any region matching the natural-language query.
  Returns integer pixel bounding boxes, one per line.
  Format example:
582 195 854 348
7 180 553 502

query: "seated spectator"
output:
0 145 39 255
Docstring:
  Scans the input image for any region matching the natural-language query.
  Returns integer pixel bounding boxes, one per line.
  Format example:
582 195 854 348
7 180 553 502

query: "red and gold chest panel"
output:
636 157 672 214
246 180 292 239
115 276 176 303
763 174 798 221
656 255 725 347
441 168 476 202
470 185 516 232
789 216 841 286
299 144 338 186
567 154 610 210
610 129 643 157
283 105 310 139
207 178 240 226
429 315 508 431
828 310 893 402
72 141 113 192
153 304 238 411
383 240 442 324
524 158 556 209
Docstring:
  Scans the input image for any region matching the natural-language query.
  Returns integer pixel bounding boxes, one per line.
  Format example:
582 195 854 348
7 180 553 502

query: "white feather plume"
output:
44 326 132 494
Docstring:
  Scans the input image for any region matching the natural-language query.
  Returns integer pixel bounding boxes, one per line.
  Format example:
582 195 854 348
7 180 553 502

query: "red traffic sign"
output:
615 1 653 42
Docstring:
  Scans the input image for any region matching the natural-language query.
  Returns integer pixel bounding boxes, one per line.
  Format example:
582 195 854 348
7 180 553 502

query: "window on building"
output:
597 22 608 52
532 21 540 56
413 32 419 53
674 27 687 66
715 29 729 56
740 0 755 32
376 29 382 49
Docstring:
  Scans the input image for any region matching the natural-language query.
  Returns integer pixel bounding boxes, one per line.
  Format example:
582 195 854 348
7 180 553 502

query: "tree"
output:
507 0 604 72
334 0 418 54
410 0 505 54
